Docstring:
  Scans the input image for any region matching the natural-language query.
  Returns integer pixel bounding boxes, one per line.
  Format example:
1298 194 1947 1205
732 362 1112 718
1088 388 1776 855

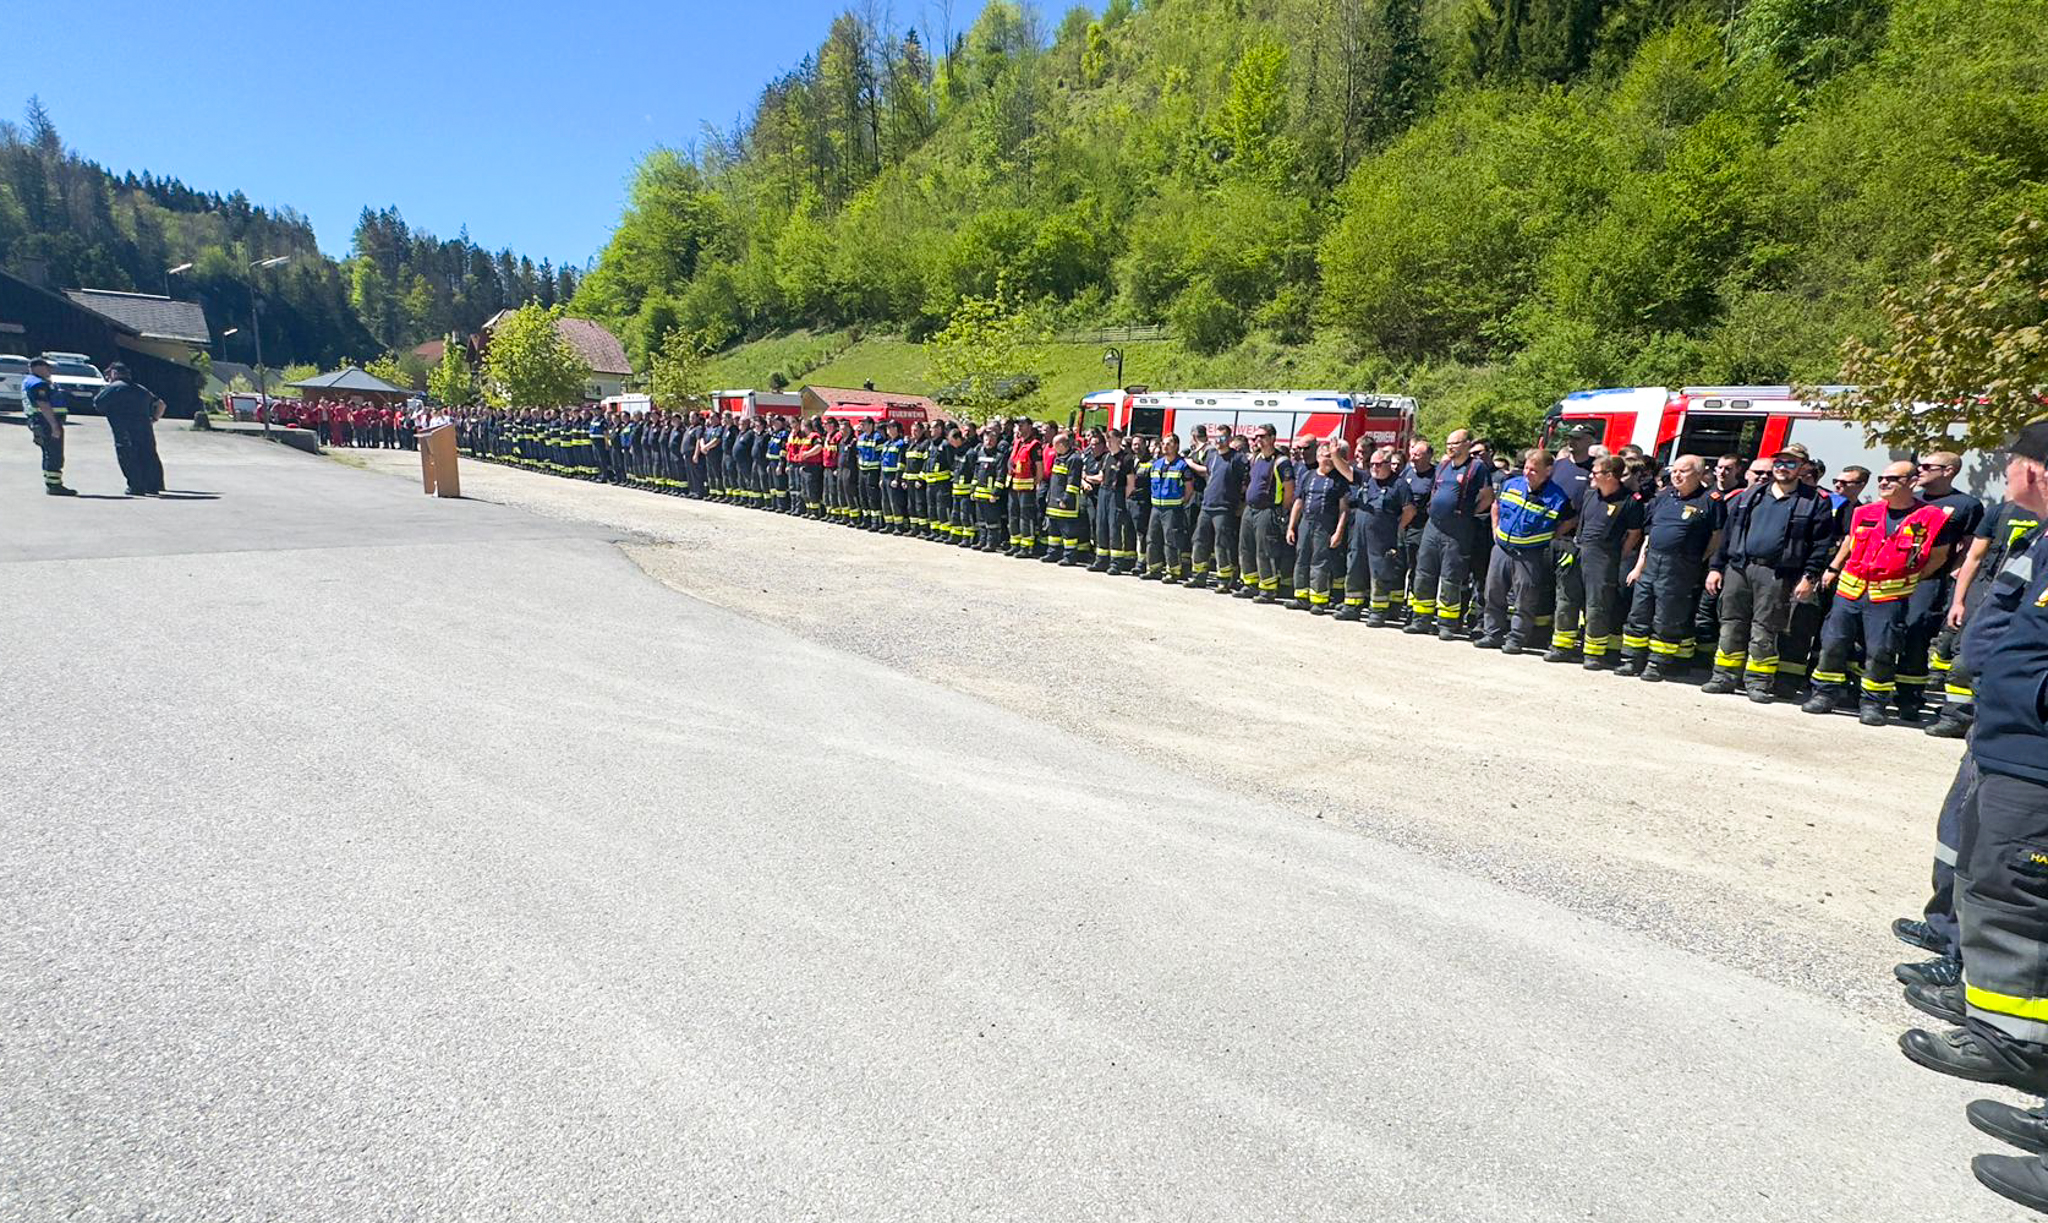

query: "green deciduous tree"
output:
428 337 475 405
926 288 1040 421
480 304 591 407
1838 214 2048 450
647 326 715 408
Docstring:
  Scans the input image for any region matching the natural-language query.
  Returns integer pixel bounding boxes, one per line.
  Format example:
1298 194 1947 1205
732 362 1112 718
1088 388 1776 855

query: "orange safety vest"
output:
1837 500 1953 603
1009 440 1042 489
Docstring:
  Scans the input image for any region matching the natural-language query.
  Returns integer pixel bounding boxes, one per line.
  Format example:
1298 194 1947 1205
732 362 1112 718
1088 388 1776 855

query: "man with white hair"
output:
1621 455 1722 681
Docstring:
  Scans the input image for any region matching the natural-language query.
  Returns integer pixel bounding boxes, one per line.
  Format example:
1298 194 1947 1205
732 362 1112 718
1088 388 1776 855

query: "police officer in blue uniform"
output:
20 357 76 496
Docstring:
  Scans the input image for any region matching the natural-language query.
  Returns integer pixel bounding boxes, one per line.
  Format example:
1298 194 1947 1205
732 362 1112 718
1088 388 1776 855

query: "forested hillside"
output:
576 0 2048 435
0 100 575 372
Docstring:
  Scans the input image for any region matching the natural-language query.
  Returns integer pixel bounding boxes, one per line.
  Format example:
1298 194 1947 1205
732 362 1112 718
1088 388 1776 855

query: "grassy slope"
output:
702 328 1481 436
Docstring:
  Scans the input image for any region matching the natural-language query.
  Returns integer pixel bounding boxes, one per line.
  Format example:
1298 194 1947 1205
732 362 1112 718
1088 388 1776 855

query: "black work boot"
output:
1583 655 1618 672
1641 660 1665 683
1900 1028 2048 1093
1701 671 1739 696
1364 611 1388 627
1403 619 1432 635
1927 709 1973 739
1233 586 1257 599
1973 1153 2048 1213
1969 1099 2048 1157
1859 698 1889 727
1802 688 1840 715
1894 699 1926 725
1542 648 1576 664
1894 918 1947 954
1905 982 1966 1025
1745 678 1775 704
1895 956 1963 989
1473 635 1503 651
1334 605 1361 622
46 484 78 496
1188 573 1210 590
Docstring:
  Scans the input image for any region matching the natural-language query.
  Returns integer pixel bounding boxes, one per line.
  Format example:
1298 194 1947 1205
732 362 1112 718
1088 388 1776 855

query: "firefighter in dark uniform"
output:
1406 429 1494 640
1548 456 1644 669
1701 450 1837 702
875 419 903 531
1622 454 1722 681
1142 433 1192 582
951 425 979 544
1089 429 1132 573
1894 423 2048 1215
904 423 928 532
1927 499 2045 737
1235 425 1296 601
1478 447 1575 652
1043 432 1086 564
971 423 1007 550
854 420 882 529
1189 428 1246 591
1126 436 1153 574
1339 445 1416 623
1803 459 1955 724
1077 429 1108 566
1287 439 1353 612
1898 451 1985 722
766 418 788 511
1397 440 1436 623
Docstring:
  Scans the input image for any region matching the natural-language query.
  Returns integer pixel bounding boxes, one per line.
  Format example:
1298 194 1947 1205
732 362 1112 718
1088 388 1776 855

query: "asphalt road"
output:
0 421 2020 1221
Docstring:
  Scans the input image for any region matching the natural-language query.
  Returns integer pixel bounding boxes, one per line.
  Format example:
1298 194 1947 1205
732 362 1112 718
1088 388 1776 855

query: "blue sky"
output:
19 0 951 267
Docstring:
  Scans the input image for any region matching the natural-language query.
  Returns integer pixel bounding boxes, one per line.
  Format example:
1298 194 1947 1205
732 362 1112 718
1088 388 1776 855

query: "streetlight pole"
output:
248 256 290 433
1102 346 1124 391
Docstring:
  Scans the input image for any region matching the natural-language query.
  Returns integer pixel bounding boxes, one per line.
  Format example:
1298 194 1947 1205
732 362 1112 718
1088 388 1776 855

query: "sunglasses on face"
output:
1917 462 1953 472
1876 475 1907 485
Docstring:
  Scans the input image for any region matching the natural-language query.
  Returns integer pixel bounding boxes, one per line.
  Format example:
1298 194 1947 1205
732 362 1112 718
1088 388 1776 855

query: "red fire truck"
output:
1087 388 1417 449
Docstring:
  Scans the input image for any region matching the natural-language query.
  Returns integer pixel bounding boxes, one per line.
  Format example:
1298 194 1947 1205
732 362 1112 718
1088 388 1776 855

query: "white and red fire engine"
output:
1541 385 2005 497
713 389 804 420
1082 388 1416 450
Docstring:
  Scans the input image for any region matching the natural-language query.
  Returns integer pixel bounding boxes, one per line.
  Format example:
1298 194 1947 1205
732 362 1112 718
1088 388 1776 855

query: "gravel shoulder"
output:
344 447 1961 1025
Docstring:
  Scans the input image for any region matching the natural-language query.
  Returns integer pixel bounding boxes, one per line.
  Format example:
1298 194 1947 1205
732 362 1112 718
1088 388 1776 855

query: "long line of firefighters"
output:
447 404 2035 735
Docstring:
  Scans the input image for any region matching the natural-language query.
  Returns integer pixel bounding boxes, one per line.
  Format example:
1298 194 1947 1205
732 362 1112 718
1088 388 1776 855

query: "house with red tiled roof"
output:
480 310 634 402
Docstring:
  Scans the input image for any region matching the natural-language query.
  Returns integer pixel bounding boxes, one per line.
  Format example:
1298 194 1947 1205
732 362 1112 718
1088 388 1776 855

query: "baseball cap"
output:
2005 419 2048 465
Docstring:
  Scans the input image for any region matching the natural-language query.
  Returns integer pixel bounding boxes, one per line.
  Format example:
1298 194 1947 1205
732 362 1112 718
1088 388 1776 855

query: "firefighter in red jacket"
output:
1803 459 1955 725
1007 420 1045 557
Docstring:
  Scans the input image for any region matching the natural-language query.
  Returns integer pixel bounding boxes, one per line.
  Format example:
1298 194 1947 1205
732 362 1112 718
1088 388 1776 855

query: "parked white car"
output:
0 353 27 408
39 352 109 410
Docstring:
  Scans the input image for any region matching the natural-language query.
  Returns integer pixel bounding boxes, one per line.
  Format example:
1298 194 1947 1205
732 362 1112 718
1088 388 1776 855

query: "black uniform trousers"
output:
1239 506 1283 592
1292 522 1343 607
26 414 64 488
1812 591 1909 703
104 407 165 494
1146 503 1188 577
1009 484 1040 550
1623 550 1703 667
1551 545 1625 657
1958 770 2048 1078
1713 562 1795 685
1895 578 1953 712
1094 482 1129 568
1482 545 1552 644
1925 748 1977 961
1410 519 1478 631
1345 529 1403 612
1192 506 1240 583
